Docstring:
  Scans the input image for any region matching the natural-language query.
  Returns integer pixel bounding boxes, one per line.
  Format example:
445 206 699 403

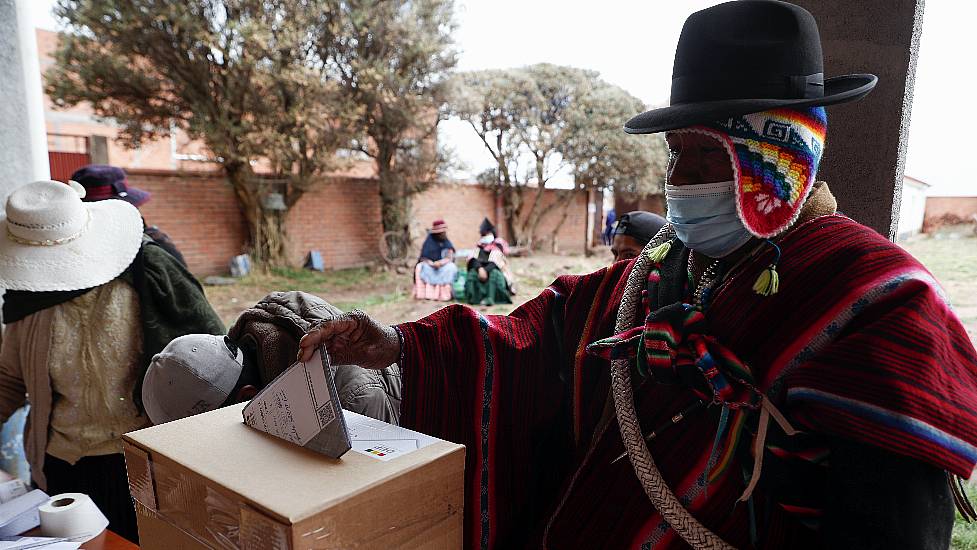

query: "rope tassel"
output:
753 240 782 296
753 265 779 296
647 241 672 264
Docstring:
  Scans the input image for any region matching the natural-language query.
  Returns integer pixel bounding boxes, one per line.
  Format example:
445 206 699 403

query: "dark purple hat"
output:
69 165 151 207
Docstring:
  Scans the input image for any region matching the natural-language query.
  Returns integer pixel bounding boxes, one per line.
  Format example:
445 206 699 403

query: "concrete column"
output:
793 0 924 240
0 0 50 198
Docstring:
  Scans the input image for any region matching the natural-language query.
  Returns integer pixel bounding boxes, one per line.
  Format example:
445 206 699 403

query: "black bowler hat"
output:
625 0 877 134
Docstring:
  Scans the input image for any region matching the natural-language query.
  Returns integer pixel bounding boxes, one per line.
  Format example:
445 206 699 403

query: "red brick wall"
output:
413 186 593 253
128 171 595 275
286 178 383 269
412 183 499 252
924 197 977 231
526 190 590 253
128 170 248 276
613 190 666 219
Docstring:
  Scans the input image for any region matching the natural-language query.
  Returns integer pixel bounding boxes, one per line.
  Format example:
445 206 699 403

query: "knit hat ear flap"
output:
701 107 827 239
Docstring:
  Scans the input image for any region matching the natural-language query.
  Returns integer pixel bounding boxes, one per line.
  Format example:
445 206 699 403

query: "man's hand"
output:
297 310 400 369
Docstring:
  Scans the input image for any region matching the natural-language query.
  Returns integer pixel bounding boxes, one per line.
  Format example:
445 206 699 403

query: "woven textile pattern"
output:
687 107 827 238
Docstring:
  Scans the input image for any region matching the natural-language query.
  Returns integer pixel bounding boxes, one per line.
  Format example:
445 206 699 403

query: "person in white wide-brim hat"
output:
0 180 144 291
0 180 224 543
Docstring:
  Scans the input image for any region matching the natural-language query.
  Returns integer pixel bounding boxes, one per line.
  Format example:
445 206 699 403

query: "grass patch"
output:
902 235 977 285
229 265 395 294
333 290 408 312
954 483 977 549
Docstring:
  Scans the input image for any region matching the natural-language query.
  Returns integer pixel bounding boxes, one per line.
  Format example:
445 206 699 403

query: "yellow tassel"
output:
753 264 779 296
647 241 671 263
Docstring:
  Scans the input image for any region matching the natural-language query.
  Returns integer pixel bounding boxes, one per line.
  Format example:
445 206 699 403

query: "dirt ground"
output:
203 249 613 328
205 232 977 340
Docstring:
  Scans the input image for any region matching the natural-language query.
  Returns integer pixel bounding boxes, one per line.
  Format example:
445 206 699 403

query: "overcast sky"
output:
32 1 976 196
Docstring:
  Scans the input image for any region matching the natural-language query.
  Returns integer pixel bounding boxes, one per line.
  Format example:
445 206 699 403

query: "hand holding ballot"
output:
297 310 400 369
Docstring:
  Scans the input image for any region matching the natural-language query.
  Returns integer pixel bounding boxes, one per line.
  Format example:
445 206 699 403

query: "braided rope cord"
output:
611 225 736 550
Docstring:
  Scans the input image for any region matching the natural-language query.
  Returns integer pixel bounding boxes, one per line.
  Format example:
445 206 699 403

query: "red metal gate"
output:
47 134 91 182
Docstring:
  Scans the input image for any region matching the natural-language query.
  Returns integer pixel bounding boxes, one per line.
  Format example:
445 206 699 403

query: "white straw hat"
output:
0 180 144 291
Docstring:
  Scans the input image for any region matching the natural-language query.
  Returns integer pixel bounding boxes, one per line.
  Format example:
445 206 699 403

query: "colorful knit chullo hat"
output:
672 106 827 239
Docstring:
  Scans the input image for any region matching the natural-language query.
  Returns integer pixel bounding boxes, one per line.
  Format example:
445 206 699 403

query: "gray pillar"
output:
794 0 924 240
0 0 50 200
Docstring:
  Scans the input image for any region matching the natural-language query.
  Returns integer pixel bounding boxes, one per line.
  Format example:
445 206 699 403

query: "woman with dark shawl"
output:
463 218 514 306
414 219 458 301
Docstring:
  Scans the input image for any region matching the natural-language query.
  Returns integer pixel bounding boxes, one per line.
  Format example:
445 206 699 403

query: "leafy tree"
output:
451 64 593 247
562 84 667 197
451 64 663 249
314 0 458 237
46 0 359 265
559 85 668 247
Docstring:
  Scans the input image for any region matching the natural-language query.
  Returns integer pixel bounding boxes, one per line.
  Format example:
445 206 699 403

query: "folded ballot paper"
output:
242 346 352 458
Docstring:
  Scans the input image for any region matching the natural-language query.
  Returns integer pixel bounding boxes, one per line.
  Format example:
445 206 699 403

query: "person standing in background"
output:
70 165 187 266
602 208 617 245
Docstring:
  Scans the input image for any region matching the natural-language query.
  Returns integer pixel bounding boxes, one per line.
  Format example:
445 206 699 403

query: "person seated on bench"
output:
414 219 457 301
463 218 514 306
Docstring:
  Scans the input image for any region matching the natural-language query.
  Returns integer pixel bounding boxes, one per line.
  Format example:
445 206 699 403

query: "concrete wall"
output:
794 0 924 239
1 1 49 196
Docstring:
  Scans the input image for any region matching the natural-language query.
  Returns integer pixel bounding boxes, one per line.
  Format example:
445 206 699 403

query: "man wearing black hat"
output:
298 2 976 549
611 211 667 263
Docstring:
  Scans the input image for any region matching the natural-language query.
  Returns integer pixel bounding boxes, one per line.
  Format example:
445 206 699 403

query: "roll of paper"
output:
38 493 109 542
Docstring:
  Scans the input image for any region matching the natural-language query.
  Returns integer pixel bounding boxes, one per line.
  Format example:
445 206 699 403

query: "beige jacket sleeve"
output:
0 322 28 422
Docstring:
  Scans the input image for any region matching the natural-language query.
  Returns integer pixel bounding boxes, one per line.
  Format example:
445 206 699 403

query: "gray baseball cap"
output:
142 334 245 424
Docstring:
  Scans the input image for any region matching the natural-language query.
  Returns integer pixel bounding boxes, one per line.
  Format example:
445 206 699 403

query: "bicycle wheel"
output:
379 231 411 265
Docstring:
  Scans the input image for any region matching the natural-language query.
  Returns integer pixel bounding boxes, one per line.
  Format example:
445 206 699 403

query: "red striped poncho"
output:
395 214 977 549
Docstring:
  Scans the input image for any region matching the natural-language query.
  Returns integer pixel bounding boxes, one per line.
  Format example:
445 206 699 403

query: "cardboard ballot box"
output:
123 403 464 549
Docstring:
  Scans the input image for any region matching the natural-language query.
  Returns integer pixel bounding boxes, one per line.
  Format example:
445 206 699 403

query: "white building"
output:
897 175 931 239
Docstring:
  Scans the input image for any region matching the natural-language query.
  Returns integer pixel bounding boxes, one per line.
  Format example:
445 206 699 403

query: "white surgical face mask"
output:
479 234 494 245
665 181 754 258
